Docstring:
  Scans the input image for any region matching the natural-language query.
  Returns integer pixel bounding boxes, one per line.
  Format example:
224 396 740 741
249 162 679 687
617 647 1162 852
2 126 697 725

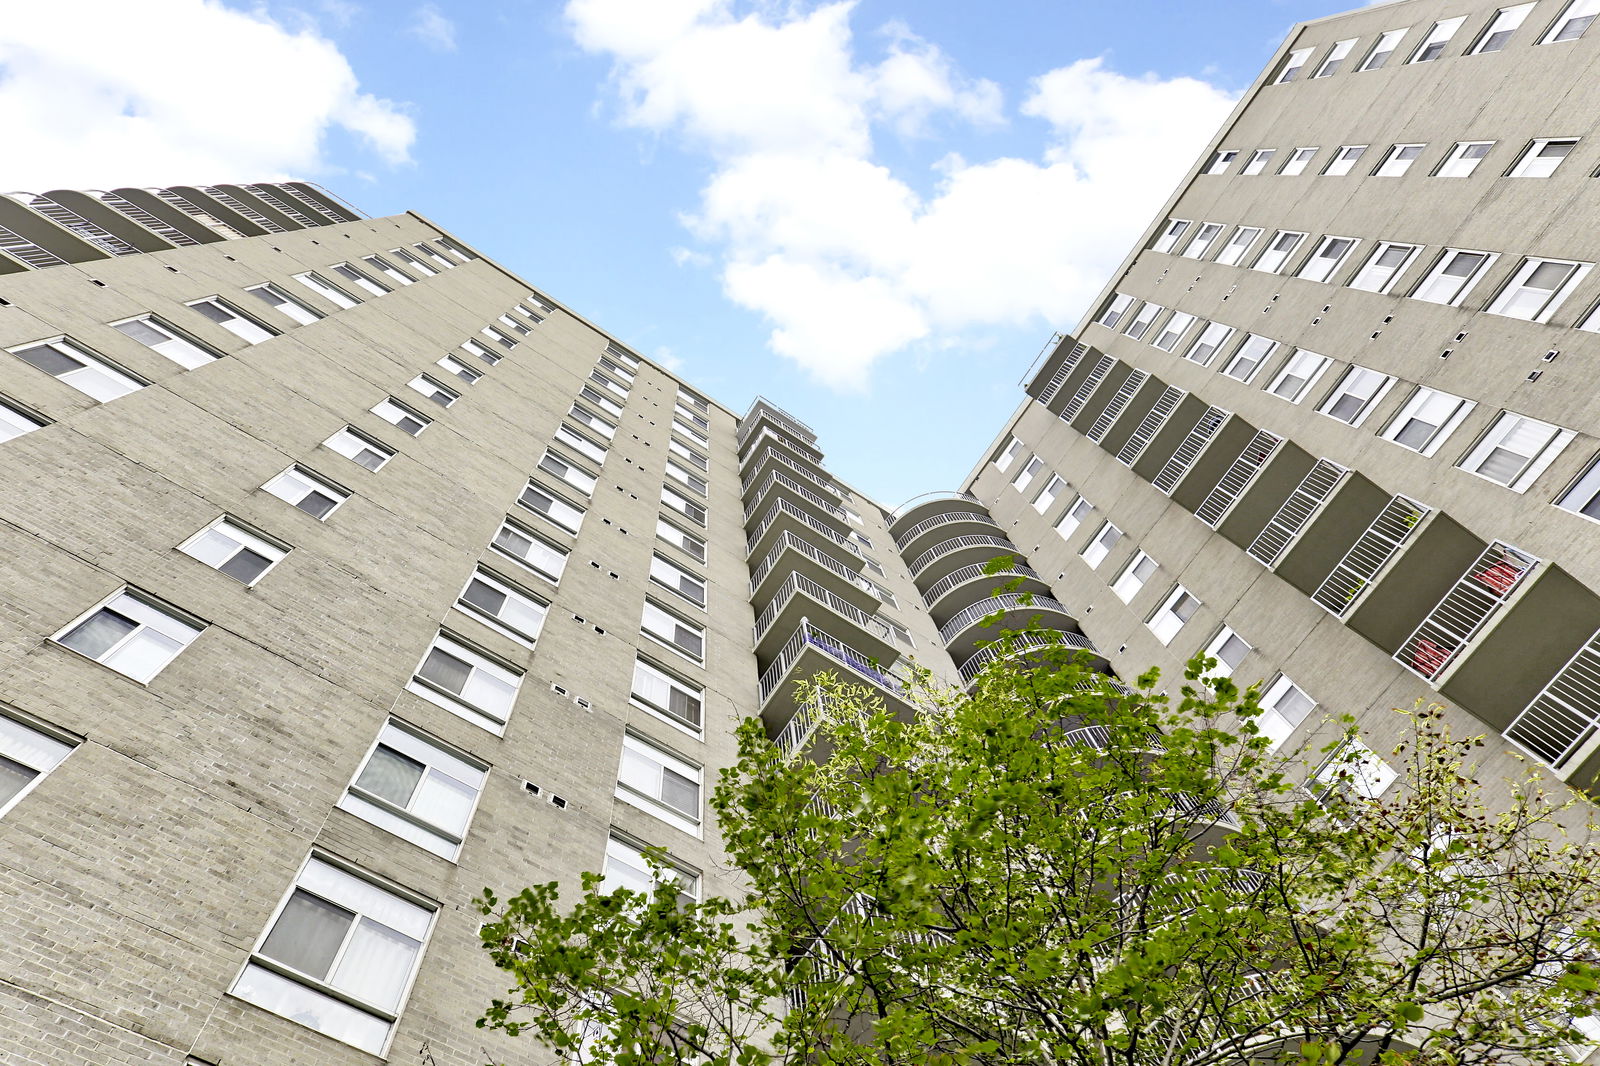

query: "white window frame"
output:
179 516 289 585
995 437 1023 472
407 375 459 408
1265 349 1331 404
581 385 624 418
1098 293 1135 328
631 658 704 733
1258 674 1316 750
456 568 548 646
1435 141 1494 178
570 403 617 440
1012 455 1044 491
1373 143 1425 177
186 297 277 344
390 247 437 276
668 438 707 471
339 720 487 860
1241 149 1276 176
294 271 360 309
1457 412 1575 491
1412 249 1499 305
435 354 483 386
362 254 414 286
1080 520 1122 569
1123 302 1161 340
539 449 597 496
557 423 609 465
1311 38 1355 77
1222 334 1277 383
617 732 703 836
1204 150 1239 175
408 632 522 733
1381 387 1476 456
520 481 585 534
1147 585 1200 645
0 708 77 819
657 516 707 563
1152 220 1191 254
462 339 499 366
1180 223 1224 259
1215 227 1262 267
246 282 323 325
1316 365 1396 427
1470 4 1537 53
372 397 432 436
323 426 394 471
1409 17 1466 62
9 337 144 401
110 315 220 369
1348 241 1423 293
642 600 705 662
602 834 700 903
1556 454 1600 522
1484 257 1592 322
1358 28 1407 70
1153 312 1197 352
263 466 350 520
1202 625 1251 679
1295 235 1359 282
1322 145 1368 176
1540 0 1600 43
1508 138 1579 178
491 517 567 583
1033 474 1067 514
1184 321 1234 365
661 485 707 527
0 399 45 442
649 554 707 608
1275 47 1313 83
1111 550 1157 603
53 588 204 683
1055 495 1093 540
1253 230 1306 274
331 262 390 297
1279 147 1319 176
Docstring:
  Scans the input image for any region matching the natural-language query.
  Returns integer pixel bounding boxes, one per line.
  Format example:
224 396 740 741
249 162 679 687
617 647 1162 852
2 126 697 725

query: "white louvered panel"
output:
27 197 139 256
0 224 66 268
1060 355 1115 424
1086 370 1148 442
1037 342 1087 405
244 184 324 227
1246 459 1347 566
201 187 287 233
97 192 199 246
1312 496 1429 616
1152 407 1229 495
1395 542 1538 682
1116 385 1185 466
155 190 245 238
1506 629 1600 770
270 182 357 223
1194 430 1282 528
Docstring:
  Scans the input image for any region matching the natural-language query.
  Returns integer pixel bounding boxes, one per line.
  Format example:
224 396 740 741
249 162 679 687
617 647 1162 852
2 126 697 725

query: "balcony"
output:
889 490 982 535
921 560 1051 624
747 498 865 562
893 509 1002 557
939 593 1077 662
742 468 850 531
737 424 827 476
758 621 912 740
742 447 842 505
738 397 818 451
957 630 1101 684
753 571 896 665
907 534 1016 584
749 530 879 611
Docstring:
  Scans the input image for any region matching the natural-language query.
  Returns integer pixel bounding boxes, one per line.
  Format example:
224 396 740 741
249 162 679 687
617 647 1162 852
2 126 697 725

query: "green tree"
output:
476 635 1600 1066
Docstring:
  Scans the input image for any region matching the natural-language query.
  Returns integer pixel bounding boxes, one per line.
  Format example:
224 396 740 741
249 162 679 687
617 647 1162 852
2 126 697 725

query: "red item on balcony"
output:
1410 638 1452 678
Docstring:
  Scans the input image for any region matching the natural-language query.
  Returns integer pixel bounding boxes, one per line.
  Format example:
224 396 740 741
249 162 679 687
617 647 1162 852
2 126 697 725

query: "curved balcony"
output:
939 592 1076 661
922 561 1052 625
889 490 983 535
957 630 1102 684
907 534 1016 584
893 509 1001 556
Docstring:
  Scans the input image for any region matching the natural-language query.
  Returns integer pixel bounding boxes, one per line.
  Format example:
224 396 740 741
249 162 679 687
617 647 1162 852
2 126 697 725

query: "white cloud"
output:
0 0 414 190
408 3 457 51
567 0 1236 390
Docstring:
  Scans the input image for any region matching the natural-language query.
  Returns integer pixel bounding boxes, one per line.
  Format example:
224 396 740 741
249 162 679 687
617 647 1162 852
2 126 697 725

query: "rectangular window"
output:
435 354 483 386
1180 223 1224 259
10 338 144 401
294 271 360 309
1358 28 1407 70
666 459 707 497
1348 242 1421 293
461 339 499 366
863 557 887 577
1279 147 1319 175
264 466 349 519
498 313 531 336
1204 150 1238 175
180 517 288 585
649 554 706 607
1215 226 1261 266
1033 474 1066 514
581 385 624 418
557 424 609 465
1410 17 1466 62
1258 675 1316 749
661 485 706 527
1381 387 1475 456
1275 47 1313 82
1202 626 1251 679
1295 235 1359 282
617 733 702 833
246 283 323 325
1556 454 1600 520
340 721 486 860
0 400 45 442
1435 141 1494 177
1317 365 1395 426
1098 293 1134 327
492 518 567 582
1412 249 1497 305
390 247 437 276
482 326 518 351
54 589 203 683
657 517 707 563
323 427 393 471
1222 334 1277 383
112 316 220 369
1152 220 1190 253
1123 302 1161 340
1508 138 1578 177
1253 230 1305 274
1485 257 1591 321
372 396 431 435
1312 38 1355 77
362 254 414 286
1373 143 1425 177
1080 520 1122 569
602 835 699 903
669 438 707 470
457 568 548 645
1266 349 1331 404
539 449 597 496
407 375 459 408
1000 443 1030 475
590 368 629 399
1241 149 1275 175
1322 145 1367 176
1458 412 1574 491
1147 585 1200 645
1471 4 1537 52
409 632 522 732
232 854 435 1054
187 298 277 344
570 403 617 440
519 481 585 533
1153 312 1196 352
598 356 635 383
675 402 709 431
415 242 453 268
0 709 76 818
1012 455 1043 491
642 601 705 661
675 417 711 449
1111 550 1158 603
1541 0 1600 43
1310 737 1397 803
331 262 390 297
1184 321 1233 365
632 658 704 730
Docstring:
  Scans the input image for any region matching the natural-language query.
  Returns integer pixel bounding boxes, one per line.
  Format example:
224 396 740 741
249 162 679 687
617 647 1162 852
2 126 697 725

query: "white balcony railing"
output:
738 424 826 474
758 620 909 705
754 572 891 646
743 468 848 525
939 593 1072 644
921 561 1043 608
743 447 842 502
893 510 1000 552
957 630 1099 683
746 498 864 559
749 530 863 596
908 534 1014 577
738 397 817 449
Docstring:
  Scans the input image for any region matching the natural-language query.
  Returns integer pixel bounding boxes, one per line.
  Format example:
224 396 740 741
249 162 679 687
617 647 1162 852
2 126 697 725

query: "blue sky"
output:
0 0 1351 505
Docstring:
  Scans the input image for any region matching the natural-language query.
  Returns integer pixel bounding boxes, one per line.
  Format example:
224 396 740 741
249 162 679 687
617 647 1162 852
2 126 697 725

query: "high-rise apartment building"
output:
5 0 1600 1061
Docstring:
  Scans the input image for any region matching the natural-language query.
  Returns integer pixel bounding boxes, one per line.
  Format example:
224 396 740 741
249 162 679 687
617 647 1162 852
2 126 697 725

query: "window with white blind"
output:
179 517 288 585
617 733 702 834
1098 293 1134 328
632 658 704 730
1055 495 1093 540
1358 29 1406 70
187 298 277 344
1033 474 1067 514
657 517 707 562
1204 150 1239 175
1348 242 1421 293
1147 585 1200 645
372 398 431 436
1080 521 1123 569
390 247 437 276
1295 236 1358 282
642 600 705 661
1322 145 1367 176
662 485 706 527
1485 258 1591 321
363 254 414 286
409 632 522 732
1470 4 1536 52
1152 220 1190 254
1310 737 1397 803
1312 38 1355 76
462 339 500 366
1123 302 1161 340
557 424 609 465
111 316 220 369
1258 675 1315 749
1373 143 1425 177
339 720 486 860
1317 366 1394 426
1435 141 1494 178
995 436 1024 471
1184 321 1234 365
563 404 615 443
1221 334 1277 383
1202 626 1251 679
1381 387 1475 456
407 375 458 408
1265 350 1331 404
519 481 585 533
666 459 707 498
1556 455 1600 520
1153 312 1196 352
668 437 707 470
293 271 360 308
1180 223 1224 259
1012 455 1044 491
331 262 390 297
0 401 44 443
1275 47 1312 82
456 569 547 645
1215 227 1262 266
53 589 204 683
1111 551 1158 603
492 518 568 582
1541 0 1600 43
1279 147 1318 175
1241 149 1276 176
581 385 623 418
263 467 349 519
674 416 711 448
538 450 597 496
1457 412 1574 491
10 338 144 401
1409 16 1466 61
1253 230 1305 273
1508 138 1578 177
246 282 323 324
1412 249 1497 305
649 554 706 608
435 355 482 386
0 710 76 819
323 427 393 471
602 835 699 903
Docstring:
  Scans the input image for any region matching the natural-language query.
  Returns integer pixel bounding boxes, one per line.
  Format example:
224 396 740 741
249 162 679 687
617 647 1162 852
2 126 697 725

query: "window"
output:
1373 143 1425 177
1312 38 1355 77
1111 550 1157 603
1033 474 1066 514
340 721 486 860
415 243 453 268
1012 455 1043 491
1153 311 1195 350
10 338 143 401
187 298 277 344
1413 249 1497 305
598 356 634 383
1410 17 1466 62
1471 4 1536 52
1541 0 1600 42
1322 145 1367 176
632 658 703 730
1358 28 1407 70
657 517 707 563
994 436 1022 472
661 485 706 527
1204 150 1238 175
1435 141 1494 178
1486 257 1591 321
675 417 711 449
1265 349 1331 403
1348 242 1421 293
1147 585 1200 645
569 404 617 441
602 835 699 903
1184 321 1234 365
362 255 414 286
1124 302 1161 340
54 589 203 683
482 326 518 351
581 385 624 418
1253 230 1305 273
322 427 394 472
1317 365 1394 426
498 313 531 336
372 397 431 436
462 339 499 366
1152 220 1190 253
111 316 219 369
539 450 597 496
675 402 709 431
263 466 349 519
1215 226 1262 266
557 424 609 465
0 400 44 442
862 556 887 577
1458 412 1574 490
1098 293 1135 328
407 375 458 408
1222 334 1278 383
1180 223 1224 259
1382 387 1475 455
457 569 548 645
873 583 900 610
666 459 707 497
232 854 434 1054
519 481 585 533
590 368 629 399
247 283 324 325
0 709 75 818
650 554 706 607
293 271 360 309
1280 147 1318 175
1508 138 1578 177
642 600 705 660
1080 521 1122 569
1275 47 1313 82
390 247 437 276
1202 626 1251 678
1556 454 1600 520
331 262 390 297
1310 737 1397 803
435 355 483 386
180 517 287 584
1241 149 1275 176
1295 236 1359 282
1258 675 1315 749
409 632 522 732
618 733 702 833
